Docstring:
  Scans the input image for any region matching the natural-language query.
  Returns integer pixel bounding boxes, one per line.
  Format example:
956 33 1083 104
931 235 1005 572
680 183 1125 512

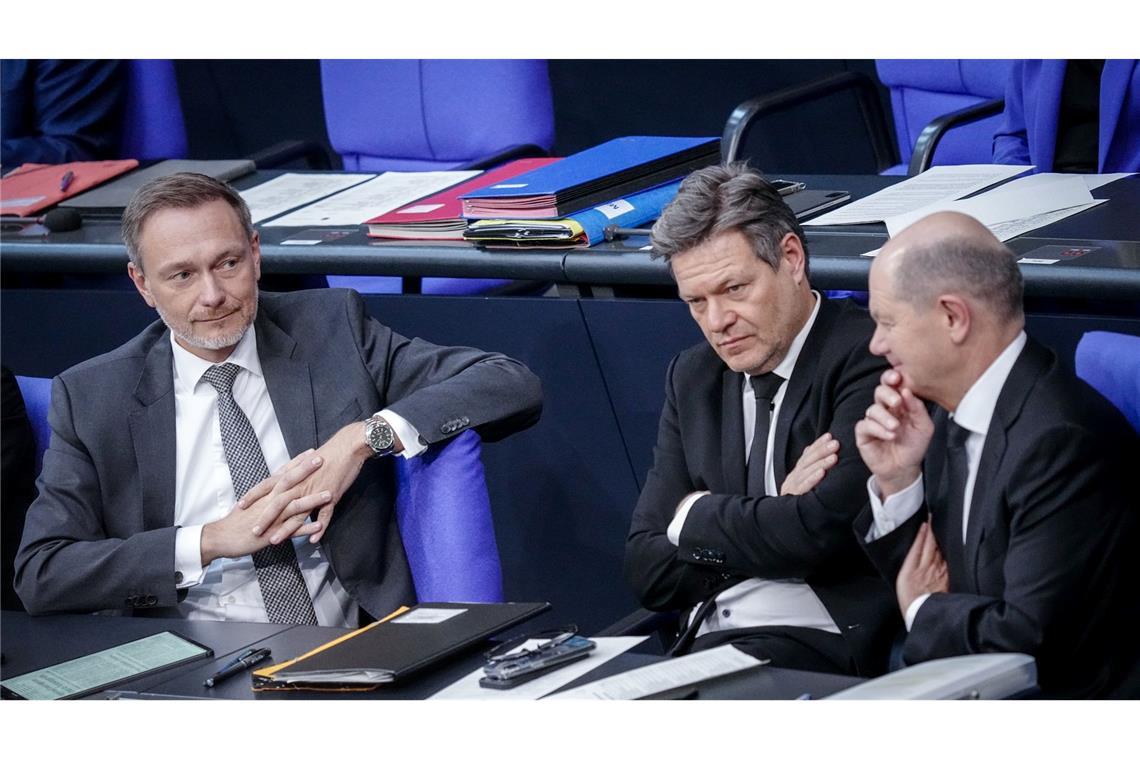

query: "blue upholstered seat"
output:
119 60 188 160
1075 331 1140 433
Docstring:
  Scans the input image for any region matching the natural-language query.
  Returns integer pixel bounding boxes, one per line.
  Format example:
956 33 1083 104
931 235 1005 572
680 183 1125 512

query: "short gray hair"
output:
893 234 1024 322
650 162 810 280
121 172 254 270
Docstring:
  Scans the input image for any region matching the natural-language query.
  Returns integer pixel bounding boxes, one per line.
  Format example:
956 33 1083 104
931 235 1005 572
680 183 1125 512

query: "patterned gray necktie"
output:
202 363 318 625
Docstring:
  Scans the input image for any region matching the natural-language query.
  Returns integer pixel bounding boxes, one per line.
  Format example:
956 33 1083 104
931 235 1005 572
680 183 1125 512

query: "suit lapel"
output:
963 339 1051 578
720 367 746 494
772 298 837 484
255 309 318 456
130 334 177 531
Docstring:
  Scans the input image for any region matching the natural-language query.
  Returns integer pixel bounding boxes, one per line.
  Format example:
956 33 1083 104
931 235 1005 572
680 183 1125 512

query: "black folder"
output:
251 601 550 691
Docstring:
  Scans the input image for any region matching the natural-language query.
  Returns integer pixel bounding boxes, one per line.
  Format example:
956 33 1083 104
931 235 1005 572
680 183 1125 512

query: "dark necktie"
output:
746 373 785 496
202 363 319 626
942 420 971 576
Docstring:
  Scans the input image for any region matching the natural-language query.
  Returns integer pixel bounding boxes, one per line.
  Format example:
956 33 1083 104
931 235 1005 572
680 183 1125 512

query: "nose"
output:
198 273 226 308
706 297 735 333
869 325 887 356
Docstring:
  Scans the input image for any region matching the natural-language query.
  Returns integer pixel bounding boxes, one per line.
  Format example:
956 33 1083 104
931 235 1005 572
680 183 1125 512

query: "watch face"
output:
368 417 395 453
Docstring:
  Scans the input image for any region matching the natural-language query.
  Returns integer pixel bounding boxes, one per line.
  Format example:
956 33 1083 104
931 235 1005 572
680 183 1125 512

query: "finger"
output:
856 415 898 444
864 404 901 433
881 368 903 388
276 453 324 491
311 503 336 543
254 485 329 537
277 448 319 474
918 521 937 568
801 435 840 468
901 522 926 571
899 387 932 428
277 519 322 544
237 475 278 511
873 383 903 412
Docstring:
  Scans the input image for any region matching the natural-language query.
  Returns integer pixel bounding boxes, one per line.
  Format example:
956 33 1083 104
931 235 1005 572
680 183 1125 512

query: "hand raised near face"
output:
855 368 934 497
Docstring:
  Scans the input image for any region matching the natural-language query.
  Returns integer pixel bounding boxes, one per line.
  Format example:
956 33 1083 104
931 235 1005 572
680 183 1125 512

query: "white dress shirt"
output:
667 292 841 637
167 328 422 627
866 331 1027 629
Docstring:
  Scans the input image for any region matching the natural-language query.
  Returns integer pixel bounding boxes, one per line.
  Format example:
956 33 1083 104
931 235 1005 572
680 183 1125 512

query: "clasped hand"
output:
896 521 949 613
239 422 372 545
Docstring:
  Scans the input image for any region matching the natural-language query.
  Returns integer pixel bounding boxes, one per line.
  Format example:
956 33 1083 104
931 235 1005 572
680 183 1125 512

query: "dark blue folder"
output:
461 135 718 219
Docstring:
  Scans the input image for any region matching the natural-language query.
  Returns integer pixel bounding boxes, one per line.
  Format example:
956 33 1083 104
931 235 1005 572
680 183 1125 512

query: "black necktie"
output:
202 363 319 626
746 373 785 496
943 420 971 577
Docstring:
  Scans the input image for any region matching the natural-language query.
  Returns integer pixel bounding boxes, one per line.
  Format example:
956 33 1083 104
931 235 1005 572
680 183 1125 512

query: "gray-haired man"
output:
624 163 899 676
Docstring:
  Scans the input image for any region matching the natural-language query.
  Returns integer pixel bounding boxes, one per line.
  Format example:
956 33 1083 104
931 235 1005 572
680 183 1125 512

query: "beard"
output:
156 297 258 352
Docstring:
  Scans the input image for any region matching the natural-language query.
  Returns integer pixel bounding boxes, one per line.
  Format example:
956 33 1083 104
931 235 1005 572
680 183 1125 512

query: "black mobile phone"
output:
478 635 596 690
769 179 806 196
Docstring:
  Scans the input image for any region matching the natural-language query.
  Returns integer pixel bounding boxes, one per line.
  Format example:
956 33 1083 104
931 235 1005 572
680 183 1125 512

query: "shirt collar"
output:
171 326 262 394
746 290 822 384
951 331 1027 436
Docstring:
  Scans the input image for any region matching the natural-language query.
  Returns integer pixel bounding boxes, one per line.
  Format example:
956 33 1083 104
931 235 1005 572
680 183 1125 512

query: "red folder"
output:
365 158 560 240
1 160 139 217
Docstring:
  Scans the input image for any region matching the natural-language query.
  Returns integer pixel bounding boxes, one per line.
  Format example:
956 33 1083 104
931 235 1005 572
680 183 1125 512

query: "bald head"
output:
875 211 1024 324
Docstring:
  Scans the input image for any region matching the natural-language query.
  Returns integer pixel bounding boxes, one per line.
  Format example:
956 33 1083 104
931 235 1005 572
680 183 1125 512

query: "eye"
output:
169 271 191 282
727 283 746 294
220 258 239 270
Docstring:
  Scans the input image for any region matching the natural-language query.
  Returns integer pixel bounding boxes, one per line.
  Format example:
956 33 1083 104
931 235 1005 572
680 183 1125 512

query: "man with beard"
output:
15 173 542 626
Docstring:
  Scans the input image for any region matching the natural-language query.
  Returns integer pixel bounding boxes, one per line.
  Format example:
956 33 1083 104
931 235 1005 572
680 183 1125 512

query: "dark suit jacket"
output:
855 337 1140 697
625 298 900 676
15 289 542 619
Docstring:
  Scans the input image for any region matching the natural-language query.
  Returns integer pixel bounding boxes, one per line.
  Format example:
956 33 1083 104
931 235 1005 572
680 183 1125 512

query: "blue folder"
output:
461 136 717 219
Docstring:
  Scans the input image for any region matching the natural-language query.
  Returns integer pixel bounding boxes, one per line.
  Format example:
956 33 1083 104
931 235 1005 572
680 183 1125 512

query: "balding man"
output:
854 211 1138 697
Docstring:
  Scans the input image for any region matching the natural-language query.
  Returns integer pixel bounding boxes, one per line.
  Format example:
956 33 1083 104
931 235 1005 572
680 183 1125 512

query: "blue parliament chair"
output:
13 376 504 605
1075 331 1140 433
119 59 189 160
722 60 1012 176
320 59 555 296
320 59 554 172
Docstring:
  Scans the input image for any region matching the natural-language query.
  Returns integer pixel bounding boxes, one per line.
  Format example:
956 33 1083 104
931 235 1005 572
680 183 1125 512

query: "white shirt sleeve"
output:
865 473 925 541
667 491 711 546
174 525 206 588
905 593 931 631
377 409 427 459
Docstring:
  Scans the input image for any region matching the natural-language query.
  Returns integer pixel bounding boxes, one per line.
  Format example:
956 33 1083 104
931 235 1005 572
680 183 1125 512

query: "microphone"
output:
0 207 83 232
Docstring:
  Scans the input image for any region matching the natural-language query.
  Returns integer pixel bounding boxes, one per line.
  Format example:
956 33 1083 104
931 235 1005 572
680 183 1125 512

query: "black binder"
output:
252 601 550 691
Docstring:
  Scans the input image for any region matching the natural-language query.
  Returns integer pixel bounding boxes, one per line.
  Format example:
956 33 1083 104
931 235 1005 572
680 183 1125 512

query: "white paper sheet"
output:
429 636 647 700
803 164 1032 226
987 200 1107 241
240 173 376 224
545 644 765 700
263 171 480 227
884 174 1096 238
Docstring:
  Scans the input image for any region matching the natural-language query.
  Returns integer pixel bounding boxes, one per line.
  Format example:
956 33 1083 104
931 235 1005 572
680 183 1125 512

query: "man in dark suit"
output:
855 211 1138 697
624 164 899 676
15 172 542 625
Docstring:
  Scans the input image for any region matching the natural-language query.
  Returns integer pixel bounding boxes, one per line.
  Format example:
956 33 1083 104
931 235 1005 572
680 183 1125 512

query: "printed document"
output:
804 164 1031 226
241 173 376 224
545 644 765 700
264 171 479 227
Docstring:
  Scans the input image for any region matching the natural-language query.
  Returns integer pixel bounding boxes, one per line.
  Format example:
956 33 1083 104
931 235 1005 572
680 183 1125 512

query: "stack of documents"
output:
464 179 683 249
365 158 560 240
2 159 139 217
461 136 718 219
63 159 255 217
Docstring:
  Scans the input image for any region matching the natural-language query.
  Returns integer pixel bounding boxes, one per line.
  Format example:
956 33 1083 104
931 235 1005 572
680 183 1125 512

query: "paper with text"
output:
240 173 376 224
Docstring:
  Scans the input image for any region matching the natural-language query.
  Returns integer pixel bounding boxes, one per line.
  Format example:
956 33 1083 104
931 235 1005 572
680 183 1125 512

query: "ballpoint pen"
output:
59 170 75 192
203 647 272 688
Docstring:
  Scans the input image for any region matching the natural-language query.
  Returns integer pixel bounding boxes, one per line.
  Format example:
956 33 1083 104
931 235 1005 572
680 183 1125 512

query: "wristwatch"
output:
364 413 397 458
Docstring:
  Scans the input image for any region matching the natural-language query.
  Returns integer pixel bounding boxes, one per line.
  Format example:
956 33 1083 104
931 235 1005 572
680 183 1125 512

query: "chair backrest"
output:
119 59 189 160
14 375 52 472
394 429 504 602
1075 331 1140 433
875 60 1013 174
320 60 554 172
13 376 504 603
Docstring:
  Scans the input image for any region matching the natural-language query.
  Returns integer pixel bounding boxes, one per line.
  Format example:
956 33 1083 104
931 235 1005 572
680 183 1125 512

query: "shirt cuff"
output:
667 491 710 546
378 409 426 459
904 593 931 631
865 474 925 541
174 525 206 588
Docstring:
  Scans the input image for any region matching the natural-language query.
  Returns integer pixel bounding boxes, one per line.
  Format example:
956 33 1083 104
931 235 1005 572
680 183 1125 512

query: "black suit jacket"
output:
855 337 1140 697
15 289 542 620
625 298 900 676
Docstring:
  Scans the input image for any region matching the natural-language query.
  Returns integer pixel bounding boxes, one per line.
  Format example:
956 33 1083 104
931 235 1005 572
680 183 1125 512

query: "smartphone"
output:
479 635 597 690
770 179 806 196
